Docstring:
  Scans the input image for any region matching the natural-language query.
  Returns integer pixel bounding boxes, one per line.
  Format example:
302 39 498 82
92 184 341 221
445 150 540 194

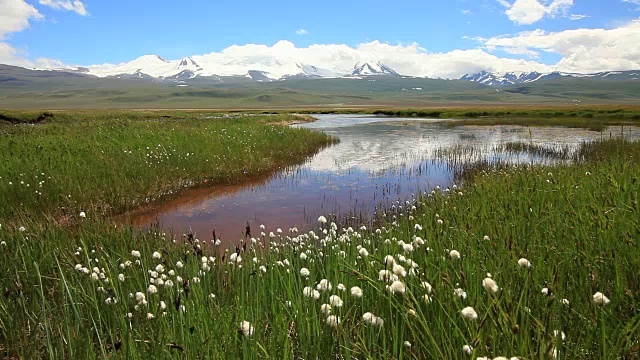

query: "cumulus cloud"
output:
0 0 43 39
481 19 640 72
295 29 309 35
499 0 573 25
39 0 88 16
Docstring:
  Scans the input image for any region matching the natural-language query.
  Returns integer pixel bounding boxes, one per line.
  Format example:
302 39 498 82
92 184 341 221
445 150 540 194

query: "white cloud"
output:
0 0 43 39
462 9 474 15
295 29 309 35
569 14 589 20
623 0 640 4
39 0 88 16
481 19 640 73
498 0 573 25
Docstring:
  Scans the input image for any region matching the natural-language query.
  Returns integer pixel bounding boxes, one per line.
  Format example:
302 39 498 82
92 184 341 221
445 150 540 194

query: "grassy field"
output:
0 110 334 223
0 107 639 358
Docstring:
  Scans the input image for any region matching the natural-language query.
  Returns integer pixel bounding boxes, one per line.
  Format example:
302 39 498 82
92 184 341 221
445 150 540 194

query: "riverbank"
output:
0 111 335 224
1 134 638 358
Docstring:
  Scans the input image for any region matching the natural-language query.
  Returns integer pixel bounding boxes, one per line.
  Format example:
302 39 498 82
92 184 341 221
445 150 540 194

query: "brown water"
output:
119 114 640 243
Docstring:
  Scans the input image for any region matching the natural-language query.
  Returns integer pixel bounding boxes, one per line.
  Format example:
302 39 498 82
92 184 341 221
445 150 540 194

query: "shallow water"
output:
120 115 640 242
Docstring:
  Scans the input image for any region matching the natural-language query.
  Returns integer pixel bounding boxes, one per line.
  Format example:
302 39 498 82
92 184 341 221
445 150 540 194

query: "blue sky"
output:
1 0 639 76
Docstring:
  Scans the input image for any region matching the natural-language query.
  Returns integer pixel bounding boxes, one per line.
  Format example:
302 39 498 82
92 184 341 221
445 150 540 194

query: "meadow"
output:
0 111 639 359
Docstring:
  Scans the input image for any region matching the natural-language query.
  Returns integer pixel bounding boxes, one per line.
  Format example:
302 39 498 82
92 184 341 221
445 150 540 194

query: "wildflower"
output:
209 293 216 300
518 258 532 268
239 321 254 337
0 241 5 246
135 292 146 302
422 281 432 293
462 344 473 356
541 287 550 296
483 235 490 241
358 248 369 257
317 279 332 292
259 265 267 273
147 313 155 320
318 216 327 224
320 303 332 314
454 288 467 299
303 286 320 299
392 264 407 277
460 306 478 320
402 243 414 253
350 286 363 299
118 274 125 282
389 280 406 295
131 250 141 258
414 224 423 231
164 280 174 288
192 277 200 283
148 285 157 294
423 294 432 303
436 219 443 225
337 283 346 291
553 330 566 341
91 273 100 281
326 315 340 327
378 270 398 282
300 252 307 260
482 277 499 293
407 309 417 316
404 341 412 348
329 295 344 307
592 292 610 306
561 298 570 305
155 264 165 273
159 301 167 310
384 255 396 267
152 251 162 260
18 226 26 232
449 250 461 260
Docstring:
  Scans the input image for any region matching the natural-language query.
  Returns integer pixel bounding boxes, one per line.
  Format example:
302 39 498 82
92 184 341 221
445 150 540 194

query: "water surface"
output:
121 115 639 242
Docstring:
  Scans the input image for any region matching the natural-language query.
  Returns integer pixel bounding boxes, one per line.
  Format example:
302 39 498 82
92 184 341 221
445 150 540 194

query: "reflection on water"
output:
120 114 640 243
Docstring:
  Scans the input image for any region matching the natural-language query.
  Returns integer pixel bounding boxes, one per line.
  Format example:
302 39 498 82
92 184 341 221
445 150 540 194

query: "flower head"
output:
518 258 532 268
389 280 406 295
449 250 461 260
300 267 310 277
592 292 610 306
329 295 343 307
350 286 363 299
460 306 478 320
326 315 340 327
239 321 254 337
482 277 499 293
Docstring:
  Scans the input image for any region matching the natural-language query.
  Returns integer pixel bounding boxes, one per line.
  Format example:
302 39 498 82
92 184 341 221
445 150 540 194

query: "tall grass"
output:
1 138 639 358
0 111 335 222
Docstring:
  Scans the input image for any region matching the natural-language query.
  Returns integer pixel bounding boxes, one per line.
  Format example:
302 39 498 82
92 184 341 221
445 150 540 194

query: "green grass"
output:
1 130 639 358
0 110 335 222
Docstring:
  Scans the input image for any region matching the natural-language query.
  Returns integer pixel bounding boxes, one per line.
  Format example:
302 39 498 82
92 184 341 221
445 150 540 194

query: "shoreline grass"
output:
0 111 335 224
1 137 639 358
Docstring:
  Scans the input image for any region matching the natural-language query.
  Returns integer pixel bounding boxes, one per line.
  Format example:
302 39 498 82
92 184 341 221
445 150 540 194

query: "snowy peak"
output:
461 70 640 86
350 62 399 77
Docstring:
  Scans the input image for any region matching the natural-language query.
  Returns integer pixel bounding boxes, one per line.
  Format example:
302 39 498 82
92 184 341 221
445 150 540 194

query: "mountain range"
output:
43 53 639 88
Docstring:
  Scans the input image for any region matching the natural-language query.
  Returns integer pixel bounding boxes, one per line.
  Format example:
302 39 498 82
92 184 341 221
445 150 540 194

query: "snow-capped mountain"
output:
461 70 640 86
349 62 400 77
64 54 399 81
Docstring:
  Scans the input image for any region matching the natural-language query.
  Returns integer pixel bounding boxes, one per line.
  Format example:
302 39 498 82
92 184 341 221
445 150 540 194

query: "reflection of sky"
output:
129 114 640 241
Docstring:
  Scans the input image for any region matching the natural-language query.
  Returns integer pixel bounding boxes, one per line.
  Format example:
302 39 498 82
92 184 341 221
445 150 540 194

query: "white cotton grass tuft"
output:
592 292 610 306
300 268 310 277
303 286 321 299
518 258 532 268
318 216 327 224
329 295 343 307
363 312 384 327
454 288 467 299
79 211 86 218
152 251 162 260
320 303 332 314
326 315 340 327
388 280 406 295
482 277 499 293
131 250 141 258
449 250 461 260
462 344 473 356
350 286 363 299
316 279 332 291
239 321 254 337
460 306 478 320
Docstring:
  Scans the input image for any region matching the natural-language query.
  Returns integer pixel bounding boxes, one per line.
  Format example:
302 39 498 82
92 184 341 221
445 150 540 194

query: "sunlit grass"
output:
1 134 639 358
